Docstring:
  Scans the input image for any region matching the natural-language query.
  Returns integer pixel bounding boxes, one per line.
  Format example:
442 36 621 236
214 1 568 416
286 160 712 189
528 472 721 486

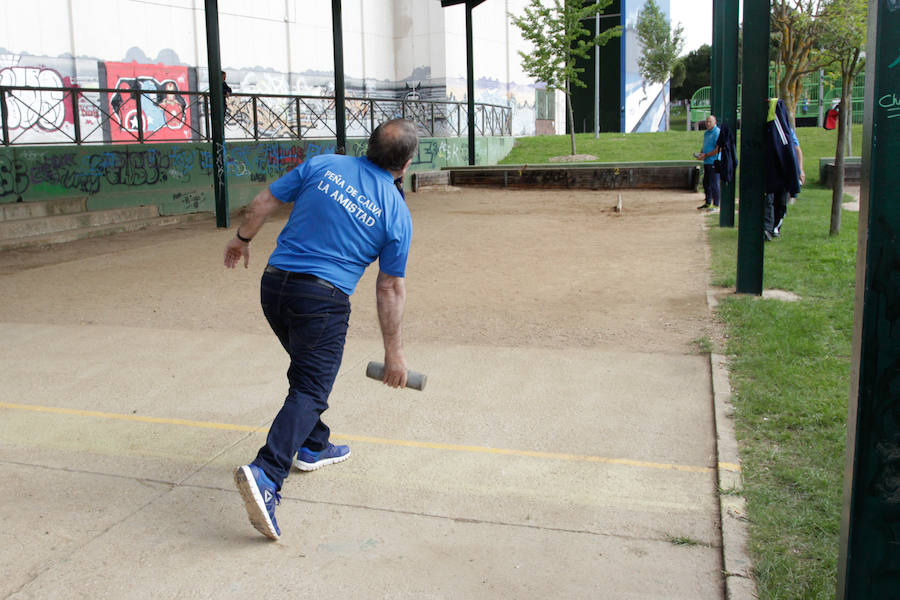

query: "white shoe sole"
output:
234 466 279 540
293 450 351 471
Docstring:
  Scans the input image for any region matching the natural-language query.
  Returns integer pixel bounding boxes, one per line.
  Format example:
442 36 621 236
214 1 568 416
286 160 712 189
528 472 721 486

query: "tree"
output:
670 44 711 102
670 60 686 93
635 0 683 130
636 0 684 86
510 0 622 155
770 0 829 127
818 0 866 236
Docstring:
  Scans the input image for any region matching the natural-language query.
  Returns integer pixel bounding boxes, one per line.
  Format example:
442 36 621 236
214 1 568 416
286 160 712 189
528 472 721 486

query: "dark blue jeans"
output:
703 164 720 206
251 269 351 490
764 189 790 234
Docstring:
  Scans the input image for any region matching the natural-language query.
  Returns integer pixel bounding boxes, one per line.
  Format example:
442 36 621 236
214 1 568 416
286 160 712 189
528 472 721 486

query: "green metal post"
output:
837 0 900 596
332 0 347 154
135 91 144 143
439 0 485 164
711 0 722 119
0 89 9 146
204 0 228 228
735 0 769 295
466 1 476 165
71 89 81 144
718 0 739 228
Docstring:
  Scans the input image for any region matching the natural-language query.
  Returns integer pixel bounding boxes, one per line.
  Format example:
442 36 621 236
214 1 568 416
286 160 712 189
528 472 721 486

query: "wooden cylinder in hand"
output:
365 361 427 391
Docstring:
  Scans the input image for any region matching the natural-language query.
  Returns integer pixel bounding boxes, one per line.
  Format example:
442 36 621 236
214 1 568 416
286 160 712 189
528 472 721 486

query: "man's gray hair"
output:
367 118 419 172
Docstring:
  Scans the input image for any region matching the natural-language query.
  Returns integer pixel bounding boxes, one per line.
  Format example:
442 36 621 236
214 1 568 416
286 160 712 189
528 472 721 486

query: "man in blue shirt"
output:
224 119 418 540
695 114 721 211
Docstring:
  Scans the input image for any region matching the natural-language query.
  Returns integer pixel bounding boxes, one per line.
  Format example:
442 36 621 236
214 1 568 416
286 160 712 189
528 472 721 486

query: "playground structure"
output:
688 68 866 128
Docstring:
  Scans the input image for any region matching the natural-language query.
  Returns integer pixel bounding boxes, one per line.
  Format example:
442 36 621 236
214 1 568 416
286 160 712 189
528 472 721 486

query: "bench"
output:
819 157 861 188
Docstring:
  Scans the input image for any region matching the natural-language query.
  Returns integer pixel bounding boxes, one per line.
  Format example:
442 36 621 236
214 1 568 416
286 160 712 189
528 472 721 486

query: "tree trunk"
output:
780 71 805 130
846 100 853 155
566 79 576 155
829 75 853 236
665 78 671 131
772 1 822 131
781 77 797 129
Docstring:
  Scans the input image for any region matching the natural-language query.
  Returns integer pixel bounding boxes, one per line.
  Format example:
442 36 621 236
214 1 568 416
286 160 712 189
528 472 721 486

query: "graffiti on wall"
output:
445 80 535 137
226 98 297 139
0 61 197 143
0 141 346 198
410 139 465 166
0 67 74 132
10 147 198 195
103 62 195 142
1 135 503 204
0 156 30 197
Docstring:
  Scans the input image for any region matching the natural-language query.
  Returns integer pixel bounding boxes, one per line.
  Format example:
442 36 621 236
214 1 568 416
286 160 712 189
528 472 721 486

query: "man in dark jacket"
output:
221 71 232 117
764 99 805 240
715 122 737 186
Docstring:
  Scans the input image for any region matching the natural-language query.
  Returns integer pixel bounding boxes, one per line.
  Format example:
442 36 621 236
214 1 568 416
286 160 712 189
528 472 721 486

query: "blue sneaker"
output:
293 443 350 471
234 464 281 540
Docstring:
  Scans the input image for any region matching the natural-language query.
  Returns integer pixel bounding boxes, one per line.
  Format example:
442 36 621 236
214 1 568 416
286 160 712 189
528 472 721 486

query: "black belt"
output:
265 265 338 291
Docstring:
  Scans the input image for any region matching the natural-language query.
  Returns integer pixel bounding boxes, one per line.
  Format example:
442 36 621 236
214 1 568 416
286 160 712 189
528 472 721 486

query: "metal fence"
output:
0 85 512 146
689 69 867 125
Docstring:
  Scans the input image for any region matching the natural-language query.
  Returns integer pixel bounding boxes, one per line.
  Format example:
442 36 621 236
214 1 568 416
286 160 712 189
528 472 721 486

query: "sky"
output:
669 0 713 56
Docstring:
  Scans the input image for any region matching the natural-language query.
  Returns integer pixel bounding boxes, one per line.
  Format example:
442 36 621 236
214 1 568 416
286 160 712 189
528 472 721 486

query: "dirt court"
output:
0 187 714 355
0 185 727 599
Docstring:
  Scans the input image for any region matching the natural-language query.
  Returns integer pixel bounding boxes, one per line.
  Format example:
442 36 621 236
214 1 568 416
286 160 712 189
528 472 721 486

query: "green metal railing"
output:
689 69 866 124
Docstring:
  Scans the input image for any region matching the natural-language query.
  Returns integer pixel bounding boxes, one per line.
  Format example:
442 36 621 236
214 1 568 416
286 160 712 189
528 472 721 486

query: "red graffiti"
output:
104 61 194 142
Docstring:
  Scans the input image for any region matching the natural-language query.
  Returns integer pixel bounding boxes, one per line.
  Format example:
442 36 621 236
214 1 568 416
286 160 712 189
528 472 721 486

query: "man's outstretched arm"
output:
375 270 408 388
223 187 282 269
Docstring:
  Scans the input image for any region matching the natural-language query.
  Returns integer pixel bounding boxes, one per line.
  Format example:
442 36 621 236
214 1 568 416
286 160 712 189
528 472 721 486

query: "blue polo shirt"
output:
702 125 721 165
266 154 412 296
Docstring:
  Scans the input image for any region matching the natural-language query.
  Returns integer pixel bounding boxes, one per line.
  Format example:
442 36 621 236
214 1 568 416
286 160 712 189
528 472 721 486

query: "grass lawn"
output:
502 125 863 600
670 104 688 131
708 187 856 599
501 125 863 178
500 130 702 163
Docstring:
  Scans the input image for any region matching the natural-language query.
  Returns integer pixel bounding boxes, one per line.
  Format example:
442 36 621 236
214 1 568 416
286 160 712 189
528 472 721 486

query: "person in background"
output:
764 98 805 240
221 71 232 98
694 114 721 212
221 71 232 117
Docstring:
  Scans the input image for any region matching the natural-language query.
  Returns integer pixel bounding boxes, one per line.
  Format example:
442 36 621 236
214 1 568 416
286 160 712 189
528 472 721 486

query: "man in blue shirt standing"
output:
223 119 418 540
695 114 721 211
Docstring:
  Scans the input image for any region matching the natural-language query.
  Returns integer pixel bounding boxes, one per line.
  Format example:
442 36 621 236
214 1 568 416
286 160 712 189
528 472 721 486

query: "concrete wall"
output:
443 0 546 136
0 0 681 139
0 0 541 136
0 136 514 213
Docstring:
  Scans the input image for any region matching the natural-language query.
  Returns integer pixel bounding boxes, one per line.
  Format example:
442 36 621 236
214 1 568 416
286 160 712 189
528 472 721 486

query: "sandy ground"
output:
0 188 714 355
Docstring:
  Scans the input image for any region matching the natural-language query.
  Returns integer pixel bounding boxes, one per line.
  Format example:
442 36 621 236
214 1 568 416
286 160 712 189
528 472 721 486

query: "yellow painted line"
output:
0 401 735 474
332 433 715 473
719 462 742 473
0 401 262 433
